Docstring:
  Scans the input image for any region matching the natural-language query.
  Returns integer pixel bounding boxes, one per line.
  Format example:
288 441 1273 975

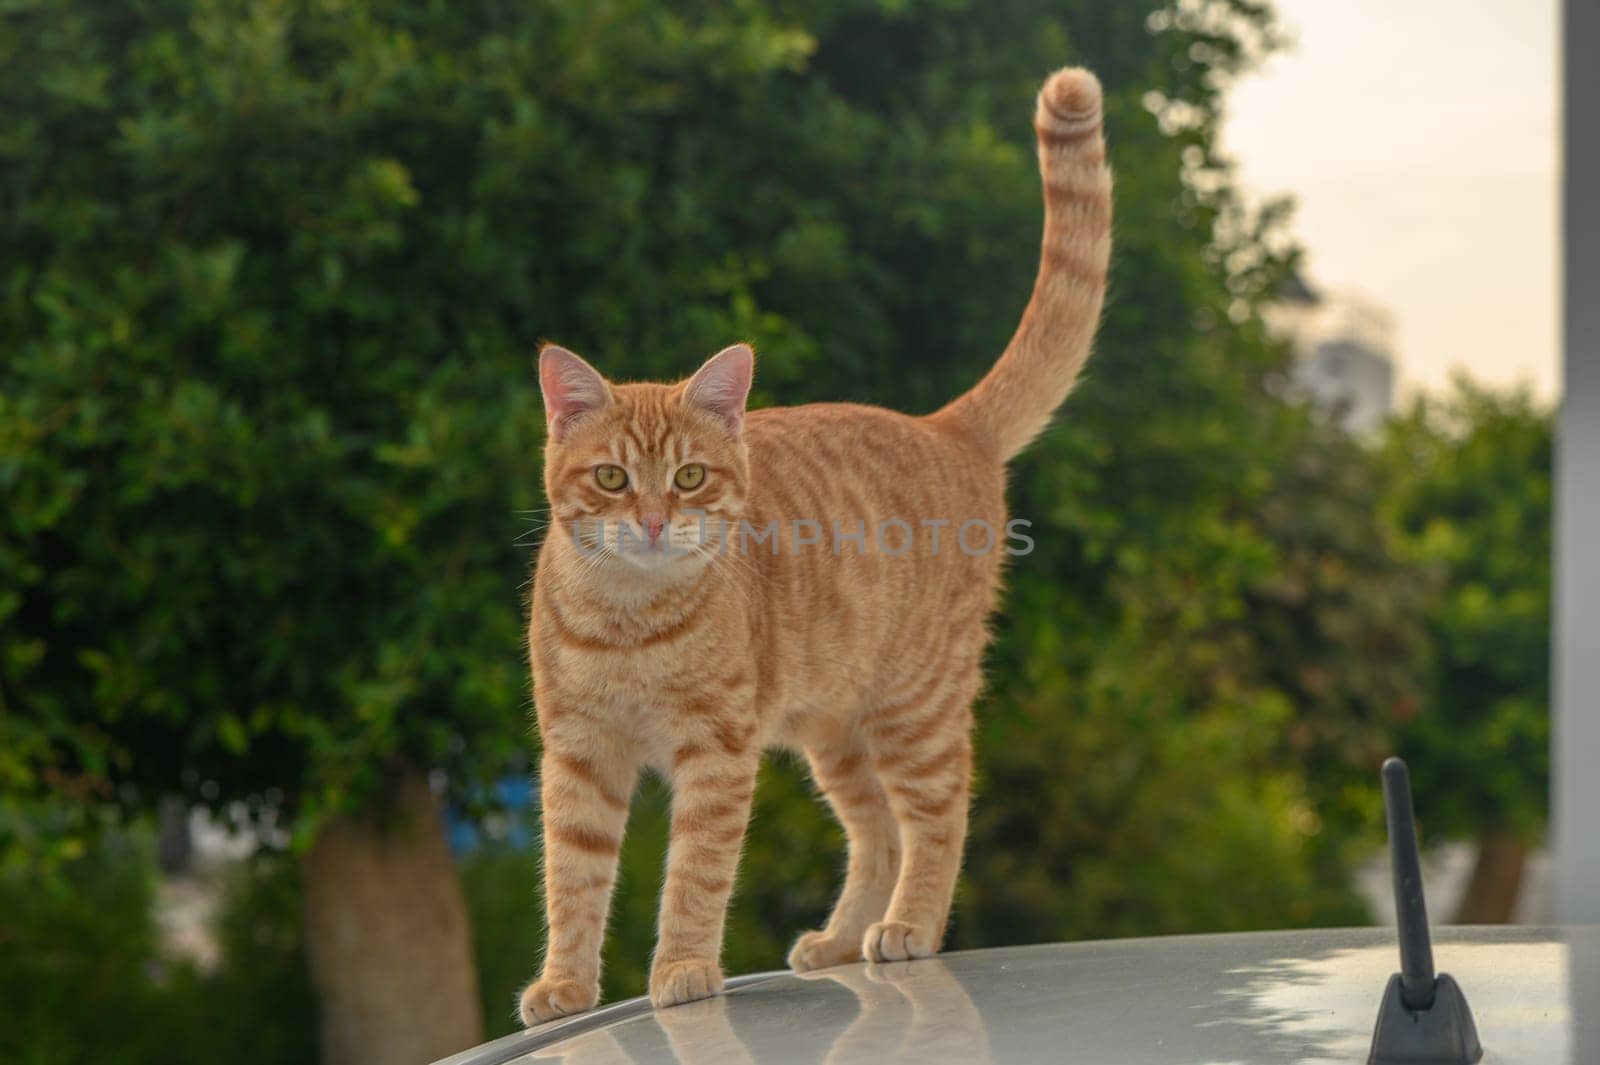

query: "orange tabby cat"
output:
521 66 1111 1025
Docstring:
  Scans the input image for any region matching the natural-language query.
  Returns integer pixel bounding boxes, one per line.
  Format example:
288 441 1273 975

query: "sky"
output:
1222 0 1560 400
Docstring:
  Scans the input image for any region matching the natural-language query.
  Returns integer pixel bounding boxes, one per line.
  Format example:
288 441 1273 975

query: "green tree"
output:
2 2 552 1058
1381 380 1552 922
0 825 317 1065
3 0 1435 1049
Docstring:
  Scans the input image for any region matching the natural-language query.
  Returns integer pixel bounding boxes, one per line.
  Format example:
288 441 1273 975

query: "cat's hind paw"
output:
788 929 865 973
650 957 724 1009
862 921 939 963
520 976 598 1028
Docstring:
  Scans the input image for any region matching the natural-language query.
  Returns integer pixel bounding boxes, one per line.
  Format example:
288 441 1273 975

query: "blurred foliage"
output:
0 826 173 1065
0 0 1549 1048
461 843 548 1035
1381 380 1552 842
2 0 554 854
0 826 316 1065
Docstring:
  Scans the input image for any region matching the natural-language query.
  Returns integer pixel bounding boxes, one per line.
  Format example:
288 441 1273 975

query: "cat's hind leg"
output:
859 668 978 963
788 736 902 972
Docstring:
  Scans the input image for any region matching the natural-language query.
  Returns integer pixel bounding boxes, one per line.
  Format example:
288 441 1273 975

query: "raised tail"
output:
935 67 1113 461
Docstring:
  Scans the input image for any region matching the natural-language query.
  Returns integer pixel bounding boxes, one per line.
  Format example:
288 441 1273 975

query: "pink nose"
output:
641 513 666 544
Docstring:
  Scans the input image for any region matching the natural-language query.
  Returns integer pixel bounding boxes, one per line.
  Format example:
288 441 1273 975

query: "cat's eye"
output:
594 464 628 491
674 464 706 491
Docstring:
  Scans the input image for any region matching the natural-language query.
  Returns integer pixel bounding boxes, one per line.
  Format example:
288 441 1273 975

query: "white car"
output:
435 762 1595 1065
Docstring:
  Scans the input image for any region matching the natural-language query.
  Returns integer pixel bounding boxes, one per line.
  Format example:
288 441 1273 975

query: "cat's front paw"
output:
788 929 865 973
862 921 939 963
649 957 724 1009
520 975 598 1027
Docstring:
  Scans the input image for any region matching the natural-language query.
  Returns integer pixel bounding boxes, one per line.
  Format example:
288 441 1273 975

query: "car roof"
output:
435 925 1596 1065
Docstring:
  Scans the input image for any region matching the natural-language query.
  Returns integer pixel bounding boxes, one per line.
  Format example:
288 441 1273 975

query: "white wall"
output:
1555 0 1600 925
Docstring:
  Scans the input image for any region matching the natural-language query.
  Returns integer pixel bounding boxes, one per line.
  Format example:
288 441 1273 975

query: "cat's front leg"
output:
650 719 760 1009
520 739 636 1027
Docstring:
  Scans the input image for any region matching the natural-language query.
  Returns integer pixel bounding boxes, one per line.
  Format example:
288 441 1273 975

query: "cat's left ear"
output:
539 344 611 442
683 343 754 434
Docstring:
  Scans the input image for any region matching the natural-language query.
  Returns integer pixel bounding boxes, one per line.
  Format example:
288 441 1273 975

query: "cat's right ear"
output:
539 345 611 442
683 343 754 435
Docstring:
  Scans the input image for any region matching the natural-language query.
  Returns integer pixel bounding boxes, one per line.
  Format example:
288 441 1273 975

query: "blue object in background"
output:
447 773 539 854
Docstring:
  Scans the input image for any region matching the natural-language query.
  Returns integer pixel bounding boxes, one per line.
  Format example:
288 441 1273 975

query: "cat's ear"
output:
682 343 754 434
539 344 611 442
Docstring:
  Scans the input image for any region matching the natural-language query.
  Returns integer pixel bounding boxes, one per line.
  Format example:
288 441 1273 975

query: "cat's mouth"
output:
613 529 707 569
564 517 724 571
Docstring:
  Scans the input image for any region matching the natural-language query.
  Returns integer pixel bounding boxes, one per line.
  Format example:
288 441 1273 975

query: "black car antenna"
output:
1368 756 1483 1065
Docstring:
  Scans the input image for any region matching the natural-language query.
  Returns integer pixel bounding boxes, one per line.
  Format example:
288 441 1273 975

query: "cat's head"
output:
538 343 753 574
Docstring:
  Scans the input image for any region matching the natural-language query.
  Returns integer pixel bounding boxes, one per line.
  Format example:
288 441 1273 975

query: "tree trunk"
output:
300 768 483 1065
1451 828 1528 924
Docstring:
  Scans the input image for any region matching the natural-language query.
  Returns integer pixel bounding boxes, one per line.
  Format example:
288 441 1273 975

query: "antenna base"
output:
1368 972 1483 1065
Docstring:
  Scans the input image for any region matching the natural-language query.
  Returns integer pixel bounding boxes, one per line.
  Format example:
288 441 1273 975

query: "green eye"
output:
594 464 628 491
674 464 706 491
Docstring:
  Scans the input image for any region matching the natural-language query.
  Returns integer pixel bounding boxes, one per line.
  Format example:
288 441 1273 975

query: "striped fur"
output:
521 67 1112 1026
934 66 1113 459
